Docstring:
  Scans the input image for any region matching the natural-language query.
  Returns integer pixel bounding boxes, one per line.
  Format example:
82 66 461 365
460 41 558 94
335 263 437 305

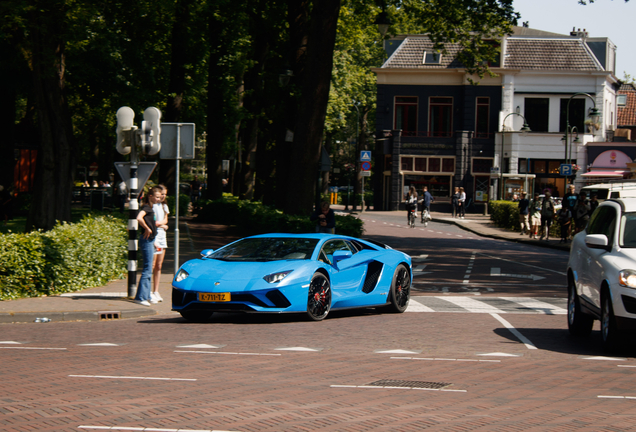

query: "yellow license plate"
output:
199 292 231 302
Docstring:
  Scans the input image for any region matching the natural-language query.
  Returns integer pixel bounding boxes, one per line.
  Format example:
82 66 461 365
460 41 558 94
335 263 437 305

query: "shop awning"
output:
580 170 628 178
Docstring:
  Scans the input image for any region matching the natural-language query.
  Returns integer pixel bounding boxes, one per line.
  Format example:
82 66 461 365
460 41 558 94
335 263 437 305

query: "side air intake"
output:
362 261 384 293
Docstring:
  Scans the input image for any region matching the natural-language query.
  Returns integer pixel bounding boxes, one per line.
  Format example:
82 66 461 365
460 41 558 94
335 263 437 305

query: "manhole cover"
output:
366 379 451 389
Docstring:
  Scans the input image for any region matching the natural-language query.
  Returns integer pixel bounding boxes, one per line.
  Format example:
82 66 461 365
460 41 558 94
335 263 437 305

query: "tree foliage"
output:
1 0 521 229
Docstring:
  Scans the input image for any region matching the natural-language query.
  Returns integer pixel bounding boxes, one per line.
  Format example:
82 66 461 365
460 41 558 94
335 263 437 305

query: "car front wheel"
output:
386 264 410 313
601 291 622 350
307 273 331 321
567 279 593 336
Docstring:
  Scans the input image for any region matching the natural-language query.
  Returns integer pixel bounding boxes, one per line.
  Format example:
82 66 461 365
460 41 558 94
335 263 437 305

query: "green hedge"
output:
0 215 127 300
196 197 364 237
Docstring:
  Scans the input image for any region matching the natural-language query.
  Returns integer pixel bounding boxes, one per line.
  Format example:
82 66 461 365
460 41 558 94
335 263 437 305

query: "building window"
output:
533 160 546 174
442 158 455 173
401 156 414 171
475 97 490 138
423 51 441 64
472 158 493 174
618 95 627 106
415 158 427 171
429 97 453 137
560 98 585 132
395 97 418 136
524 98 549 132
428 158 441 172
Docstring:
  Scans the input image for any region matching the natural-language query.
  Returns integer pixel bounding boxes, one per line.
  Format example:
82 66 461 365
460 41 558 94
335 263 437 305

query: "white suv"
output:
567 197 636 349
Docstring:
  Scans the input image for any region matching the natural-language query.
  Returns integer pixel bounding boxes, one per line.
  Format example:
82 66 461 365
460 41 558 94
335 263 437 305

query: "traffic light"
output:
115 106 135 155
142 107 162 155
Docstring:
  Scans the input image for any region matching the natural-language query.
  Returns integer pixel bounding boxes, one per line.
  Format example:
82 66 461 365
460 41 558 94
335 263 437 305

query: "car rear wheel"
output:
386 264 410 313
179 310 213 323
601 292 622 350
307 273 331 321
567 279 593 336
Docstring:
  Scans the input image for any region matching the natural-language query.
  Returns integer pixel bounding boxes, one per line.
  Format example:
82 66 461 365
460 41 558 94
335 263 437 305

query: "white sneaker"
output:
134 300 151 306
153 292 163 302
149 297 158 304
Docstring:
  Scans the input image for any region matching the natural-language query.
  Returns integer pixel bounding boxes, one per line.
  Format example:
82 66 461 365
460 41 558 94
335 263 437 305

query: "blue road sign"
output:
560 164 572 176
360 151 372 162
361 161 371 171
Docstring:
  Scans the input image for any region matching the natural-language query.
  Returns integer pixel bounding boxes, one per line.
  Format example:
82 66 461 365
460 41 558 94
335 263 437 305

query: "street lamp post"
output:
564 92 600 183
499 112 531 200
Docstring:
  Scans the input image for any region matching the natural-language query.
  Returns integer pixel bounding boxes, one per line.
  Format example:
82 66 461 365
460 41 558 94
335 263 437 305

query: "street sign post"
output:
360 150 372 162
560 164 572 176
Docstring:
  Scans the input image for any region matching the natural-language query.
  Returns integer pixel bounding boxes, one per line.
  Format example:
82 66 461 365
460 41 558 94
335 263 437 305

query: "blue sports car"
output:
172 233 412 322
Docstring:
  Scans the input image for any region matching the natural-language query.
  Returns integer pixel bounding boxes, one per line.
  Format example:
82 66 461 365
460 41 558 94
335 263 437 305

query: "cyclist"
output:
405 186 418 227
420 186 434 225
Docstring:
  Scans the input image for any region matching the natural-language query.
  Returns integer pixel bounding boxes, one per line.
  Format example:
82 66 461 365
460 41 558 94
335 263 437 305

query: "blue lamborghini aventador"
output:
172 233 412 322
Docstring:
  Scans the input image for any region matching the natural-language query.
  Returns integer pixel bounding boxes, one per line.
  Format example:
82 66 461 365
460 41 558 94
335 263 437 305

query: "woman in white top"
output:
458 187 466 218
151 184 170 302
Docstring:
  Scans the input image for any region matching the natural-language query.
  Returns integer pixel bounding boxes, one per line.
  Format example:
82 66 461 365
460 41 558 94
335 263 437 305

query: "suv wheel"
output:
567 279 593 336
601 290 622 350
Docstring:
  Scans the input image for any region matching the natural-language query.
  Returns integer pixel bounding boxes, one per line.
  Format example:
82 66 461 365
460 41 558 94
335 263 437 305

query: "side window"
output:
587 206 617 239
321 240 352 264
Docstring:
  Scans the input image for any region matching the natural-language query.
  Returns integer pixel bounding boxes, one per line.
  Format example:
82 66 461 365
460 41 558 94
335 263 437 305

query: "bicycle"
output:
421 208 431 227
408 207 416 228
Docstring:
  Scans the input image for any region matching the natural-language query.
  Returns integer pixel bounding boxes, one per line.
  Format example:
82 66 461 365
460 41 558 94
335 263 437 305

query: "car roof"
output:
603 197 636 213
248 233 350 240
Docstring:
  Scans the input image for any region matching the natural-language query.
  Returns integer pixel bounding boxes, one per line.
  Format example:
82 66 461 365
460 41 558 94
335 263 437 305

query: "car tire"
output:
179 310 213 323
601 291 622 350
307 272 331 321
567 279 593 336
386 264 410 313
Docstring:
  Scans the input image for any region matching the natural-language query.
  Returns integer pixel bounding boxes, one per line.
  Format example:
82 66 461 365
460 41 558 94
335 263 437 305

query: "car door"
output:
581 205 618 308
320 240 367 306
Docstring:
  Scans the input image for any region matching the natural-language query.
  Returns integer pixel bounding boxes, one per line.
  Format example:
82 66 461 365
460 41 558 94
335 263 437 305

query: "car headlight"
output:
263 270 292 283
175 268 189 282
619 270 636 288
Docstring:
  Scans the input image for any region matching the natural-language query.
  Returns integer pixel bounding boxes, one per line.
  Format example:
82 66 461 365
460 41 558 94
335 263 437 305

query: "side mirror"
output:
585 234 611 251
200 249 215 258
333 250 352 263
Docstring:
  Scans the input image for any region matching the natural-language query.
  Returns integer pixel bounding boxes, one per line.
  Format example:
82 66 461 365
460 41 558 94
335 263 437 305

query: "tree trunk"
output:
160 0 195 190
26 3 76 232
283 0 341 216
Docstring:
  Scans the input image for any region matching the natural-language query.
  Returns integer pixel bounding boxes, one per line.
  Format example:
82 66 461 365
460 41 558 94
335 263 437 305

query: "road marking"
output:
438 296 506 314
174 350 281 356
477 352 522 357
479 253 566 276
490 268 545 281
77 343 122 346
78 426 238 431
405 301 435 312
176 344 225 349
490 313 537 350
583 356 627 361
60 292 127 297
499 297 567 315
0 347 67 350
331 385 466 392
375 349 421 354
391 357 500 363
69 375 196 381
463 252 476 284
413 265 428 272
275 347 322 352
598 395 636 400
0 341 22 344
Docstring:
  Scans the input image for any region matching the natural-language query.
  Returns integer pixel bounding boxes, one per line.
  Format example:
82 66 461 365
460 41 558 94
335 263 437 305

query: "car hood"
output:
181 258 303 282
609 248 636 271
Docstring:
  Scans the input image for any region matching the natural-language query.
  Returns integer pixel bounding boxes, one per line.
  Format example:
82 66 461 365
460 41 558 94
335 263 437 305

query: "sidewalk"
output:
0 210 568 324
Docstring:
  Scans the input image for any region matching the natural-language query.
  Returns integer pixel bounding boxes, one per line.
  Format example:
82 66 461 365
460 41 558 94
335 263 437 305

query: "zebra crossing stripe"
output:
499 297 566 315
436 296 507 314
406 301 435 312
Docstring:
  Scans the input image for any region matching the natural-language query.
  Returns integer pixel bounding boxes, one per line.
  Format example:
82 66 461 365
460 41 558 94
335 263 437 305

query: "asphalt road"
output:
2 215 636 432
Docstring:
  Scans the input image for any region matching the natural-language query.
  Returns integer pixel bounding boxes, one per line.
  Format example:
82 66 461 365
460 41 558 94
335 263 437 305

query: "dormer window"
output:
423 51 441 64
617 95 627 106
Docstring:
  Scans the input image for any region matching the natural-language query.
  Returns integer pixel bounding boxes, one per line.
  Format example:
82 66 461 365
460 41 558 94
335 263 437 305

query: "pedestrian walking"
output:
458 187 466 218
557 206 572 244
451 187 460 218
518 192 530 235
529 193 542 239
540 192 555 241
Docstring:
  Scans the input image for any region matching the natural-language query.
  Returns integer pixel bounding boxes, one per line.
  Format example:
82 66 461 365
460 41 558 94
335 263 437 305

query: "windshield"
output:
208 237 320 261
620 213 636 248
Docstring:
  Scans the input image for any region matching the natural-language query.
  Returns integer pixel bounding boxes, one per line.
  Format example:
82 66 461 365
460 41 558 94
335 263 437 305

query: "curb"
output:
0 308 157 324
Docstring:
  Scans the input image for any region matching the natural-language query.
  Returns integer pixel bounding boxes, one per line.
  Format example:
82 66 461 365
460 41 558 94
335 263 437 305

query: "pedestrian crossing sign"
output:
360 151 372 162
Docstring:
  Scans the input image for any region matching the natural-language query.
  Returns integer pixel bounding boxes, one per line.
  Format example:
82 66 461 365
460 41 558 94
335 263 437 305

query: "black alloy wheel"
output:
386 264 410 313
307 273 331 321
